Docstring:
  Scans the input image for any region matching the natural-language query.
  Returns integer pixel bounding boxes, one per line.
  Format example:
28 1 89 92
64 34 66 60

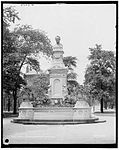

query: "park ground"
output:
3 110 116 144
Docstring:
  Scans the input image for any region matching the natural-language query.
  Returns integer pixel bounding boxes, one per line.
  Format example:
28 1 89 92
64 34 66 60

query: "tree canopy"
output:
3 6 20 35
25 73 50 106
3 6 53 113
63 56 77 70
84 44 116 112
3 6 24 93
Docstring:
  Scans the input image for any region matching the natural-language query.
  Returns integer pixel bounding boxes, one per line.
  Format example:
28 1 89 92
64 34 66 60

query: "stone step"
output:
11 118 106 125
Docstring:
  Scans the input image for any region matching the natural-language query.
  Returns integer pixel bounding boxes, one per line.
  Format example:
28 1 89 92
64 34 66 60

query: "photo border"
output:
1 1 118 148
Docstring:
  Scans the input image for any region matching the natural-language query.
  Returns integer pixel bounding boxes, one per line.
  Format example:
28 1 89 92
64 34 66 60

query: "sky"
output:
4 4 116 84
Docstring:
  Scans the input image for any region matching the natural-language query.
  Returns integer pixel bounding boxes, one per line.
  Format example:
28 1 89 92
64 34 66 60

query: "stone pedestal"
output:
73 100 92 120
48 36 68 105
48 69 68 99
18 101 34 120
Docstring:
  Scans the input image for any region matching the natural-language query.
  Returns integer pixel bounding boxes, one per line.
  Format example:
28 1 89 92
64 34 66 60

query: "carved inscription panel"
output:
53 79 61 96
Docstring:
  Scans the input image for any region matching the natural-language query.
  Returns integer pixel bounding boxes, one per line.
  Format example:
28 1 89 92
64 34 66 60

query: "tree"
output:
3 6 20 35
27 73 50 106
63 56 79 106
63 56 77 70
13 25 53 71
67 72 77 80
3 6 23 113
63 56 77 82
84 44 116 113
78 84 94 106
11 25 53 113
3 7 53 113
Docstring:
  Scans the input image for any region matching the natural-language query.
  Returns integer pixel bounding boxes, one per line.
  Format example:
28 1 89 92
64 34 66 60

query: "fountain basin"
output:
34 107 74 120
12 106 104 124
12 100 106 125
33 107 92 120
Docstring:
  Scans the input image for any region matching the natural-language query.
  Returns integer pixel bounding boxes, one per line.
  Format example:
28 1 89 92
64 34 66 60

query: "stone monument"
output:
12 36 102 124
48 36 68 105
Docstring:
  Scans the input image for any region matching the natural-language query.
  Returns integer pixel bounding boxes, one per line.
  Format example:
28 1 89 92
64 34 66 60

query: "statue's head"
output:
55 36 61 45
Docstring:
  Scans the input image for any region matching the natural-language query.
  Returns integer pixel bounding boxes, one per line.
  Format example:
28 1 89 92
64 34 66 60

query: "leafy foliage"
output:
63 56 79 106
3 7 53 113
28 73 50 106
67 72 77 80
3 6 20 26
63 56 77 70
14 25 53 56
3 7 25 93
12 25 53 73
3 6 20 36
84 44 116 112
25 57 40 73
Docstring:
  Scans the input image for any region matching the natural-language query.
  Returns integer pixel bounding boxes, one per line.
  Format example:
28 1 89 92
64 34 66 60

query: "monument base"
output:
12 117 106 125
12 107 106 124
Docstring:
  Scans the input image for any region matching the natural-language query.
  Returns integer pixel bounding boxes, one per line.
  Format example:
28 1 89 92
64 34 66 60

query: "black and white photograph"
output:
2 1 117 148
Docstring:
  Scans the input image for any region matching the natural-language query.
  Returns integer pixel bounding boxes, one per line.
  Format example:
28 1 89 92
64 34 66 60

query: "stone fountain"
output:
12 36 103 125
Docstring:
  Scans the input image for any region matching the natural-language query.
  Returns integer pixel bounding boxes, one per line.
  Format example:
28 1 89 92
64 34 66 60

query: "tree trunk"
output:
100 98 104 113
13 89 17 114
7 97 10 112
111 104 114 109
104 101 107 109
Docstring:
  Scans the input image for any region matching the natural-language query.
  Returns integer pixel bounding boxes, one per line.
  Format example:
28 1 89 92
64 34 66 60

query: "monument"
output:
48 36 68 106
12 36 103 124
